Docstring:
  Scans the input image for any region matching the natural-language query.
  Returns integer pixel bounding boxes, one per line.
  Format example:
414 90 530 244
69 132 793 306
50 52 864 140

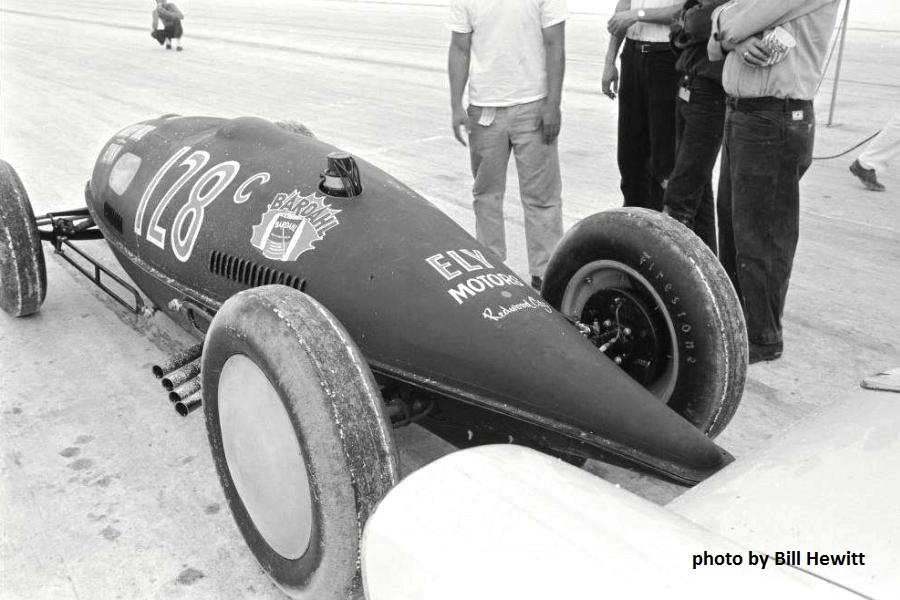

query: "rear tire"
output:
542 208 747 438
0 159 46 317
202 285 399 599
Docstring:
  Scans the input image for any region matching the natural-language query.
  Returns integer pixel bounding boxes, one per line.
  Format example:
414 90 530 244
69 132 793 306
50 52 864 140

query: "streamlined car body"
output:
0 115 748 599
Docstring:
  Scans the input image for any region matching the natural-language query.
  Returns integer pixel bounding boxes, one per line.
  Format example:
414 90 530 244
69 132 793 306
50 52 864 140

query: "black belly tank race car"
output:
0 115 747 599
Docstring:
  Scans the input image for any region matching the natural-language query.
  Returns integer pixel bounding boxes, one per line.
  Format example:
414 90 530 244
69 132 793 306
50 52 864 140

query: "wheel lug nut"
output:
623 327 632 336
613 356 623 365
602 319 613 328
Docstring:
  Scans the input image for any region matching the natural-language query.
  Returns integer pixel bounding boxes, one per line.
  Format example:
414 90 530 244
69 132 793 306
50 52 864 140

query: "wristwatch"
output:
636 8 646 20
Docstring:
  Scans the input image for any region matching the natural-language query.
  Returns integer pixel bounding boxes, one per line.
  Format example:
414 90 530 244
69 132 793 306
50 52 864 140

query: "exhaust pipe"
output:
175 390 202 417
168 377 201 403
152 342 203 379
161 358 200 391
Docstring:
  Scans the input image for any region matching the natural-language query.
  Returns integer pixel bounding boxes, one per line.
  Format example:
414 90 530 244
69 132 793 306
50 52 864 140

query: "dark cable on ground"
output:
813 129 881 160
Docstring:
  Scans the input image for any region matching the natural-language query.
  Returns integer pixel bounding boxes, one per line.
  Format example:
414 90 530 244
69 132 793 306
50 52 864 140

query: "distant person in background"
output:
602 0 683 212
447 0 568 291
710 0 840 364
152 0 184 51
849 112 900 192
662 0 731 253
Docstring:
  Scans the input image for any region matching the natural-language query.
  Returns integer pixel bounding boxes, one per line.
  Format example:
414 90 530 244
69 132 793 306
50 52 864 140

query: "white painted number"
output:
171 161 240 261
134 146 191 236
133 146 270 262
147 150 209 249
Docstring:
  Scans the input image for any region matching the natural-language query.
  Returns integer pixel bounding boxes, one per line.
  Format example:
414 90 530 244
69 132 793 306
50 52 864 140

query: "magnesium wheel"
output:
202 285 399 599
542 208 747 438
0 159 46 317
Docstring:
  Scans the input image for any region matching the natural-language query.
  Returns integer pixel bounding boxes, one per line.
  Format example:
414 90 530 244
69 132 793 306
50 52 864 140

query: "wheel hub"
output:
218 353 314 560
581 287 666 386
560 260 678 402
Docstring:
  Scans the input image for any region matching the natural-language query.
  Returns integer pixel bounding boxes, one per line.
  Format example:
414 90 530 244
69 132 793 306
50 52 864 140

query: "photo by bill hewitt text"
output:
692 550 867 570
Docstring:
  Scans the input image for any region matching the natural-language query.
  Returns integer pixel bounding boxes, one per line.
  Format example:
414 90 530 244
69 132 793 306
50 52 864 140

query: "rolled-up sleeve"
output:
447 0 472 33
540 0 569 29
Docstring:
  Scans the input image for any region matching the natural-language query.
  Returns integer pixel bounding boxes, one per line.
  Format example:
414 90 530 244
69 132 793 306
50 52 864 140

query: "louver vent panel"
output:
209 251 304 290
103 201 123 233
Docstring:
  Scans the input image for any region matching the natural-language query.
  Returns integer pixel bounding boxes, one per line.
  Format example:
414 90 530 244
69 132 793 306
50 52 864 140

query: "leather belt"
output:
726 96 812 112
625 39 671 53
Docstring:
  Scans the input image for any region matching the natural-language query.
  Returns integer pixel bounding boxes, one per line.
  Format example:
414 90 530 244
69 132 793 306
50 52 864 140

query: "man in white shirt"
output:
602 0 683 211
447 0 568 290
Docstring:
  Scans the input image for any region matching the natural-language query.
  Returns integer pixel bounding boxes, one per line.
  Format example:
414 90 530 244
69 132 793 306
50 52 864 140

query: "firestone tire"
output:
542 208 747 438
0 159 46 317
202 285 399 599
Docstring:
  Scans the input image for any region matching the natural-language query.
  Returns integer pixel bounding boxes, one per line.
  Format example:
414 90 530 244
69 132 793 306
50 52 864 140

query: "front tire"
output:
202 285 399 599
0 159 46 317
542 208 747 438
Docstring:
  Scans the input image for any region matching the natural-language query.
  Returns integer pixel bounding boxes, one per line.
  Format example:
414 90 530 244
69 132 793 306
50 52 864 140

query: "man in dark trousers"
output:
710 0 840 363
602 0 682 211
662 0 730 252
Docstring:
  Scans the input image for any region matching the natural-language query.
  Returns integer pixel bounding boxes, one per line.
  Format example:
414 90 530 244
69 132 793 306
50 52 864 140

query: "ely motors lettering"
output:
425 249 526 305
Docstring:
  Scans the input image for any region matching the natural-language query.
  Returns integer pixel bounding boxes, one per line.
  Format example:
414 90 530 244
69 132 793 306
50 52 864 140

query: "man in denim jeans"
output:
662 0 731 253
709 0 840 363
447 0 567 290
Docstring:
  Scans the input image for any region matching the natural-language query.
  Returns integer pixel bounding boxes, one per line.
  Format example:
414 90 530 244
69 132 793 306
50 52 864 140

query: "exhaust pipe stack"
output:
153 343 203 417
169 377 201 403
175 390 203 416
162 358 200 391
152 342 202 378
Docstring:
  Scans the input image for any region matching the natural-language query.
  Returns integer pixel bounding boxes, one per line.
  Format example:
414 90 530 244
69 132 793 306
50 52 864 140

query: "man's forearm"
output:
546 30 566 106
604 32 625 66
638 3 683 25
448 46 470 110
716 0 833 46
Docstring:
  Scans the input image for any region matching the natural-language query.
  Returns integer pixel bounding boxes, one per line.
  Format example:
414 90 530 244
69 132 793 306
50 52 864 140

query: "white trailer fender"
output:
361 445 857 600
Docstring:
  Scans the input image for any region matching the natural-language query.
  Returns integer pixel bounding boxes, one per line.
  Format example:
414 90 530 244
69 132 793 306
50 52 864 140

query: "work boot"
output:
849 159 885 192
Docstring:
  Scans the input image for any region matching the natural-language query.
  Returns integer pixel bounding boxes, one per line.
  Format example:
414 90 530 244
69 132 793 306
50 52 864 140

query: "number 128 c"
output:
133 146 269 262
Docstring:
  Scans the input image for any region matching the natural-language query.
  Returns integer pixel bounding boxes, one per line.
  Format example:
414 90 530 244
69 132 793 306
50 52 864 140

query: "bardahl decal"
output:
482 296 553 322
426 249 527 305
251 191 341 262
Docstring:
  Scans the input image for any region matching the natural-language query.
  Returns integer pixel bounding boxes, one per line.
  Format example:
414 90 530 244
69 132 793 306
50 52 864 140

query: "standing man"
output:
603 0 683 211
448 0 568 290
662 0 731 252
710 0 840 363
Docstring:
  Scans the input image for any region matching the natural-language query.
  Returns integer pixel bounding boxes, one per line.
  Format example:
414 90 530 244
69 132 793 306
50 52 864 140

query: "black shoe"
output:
176 46 183 52
749 342 783 364
166 42 172 50
849 159 885 192
530 276 542 291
